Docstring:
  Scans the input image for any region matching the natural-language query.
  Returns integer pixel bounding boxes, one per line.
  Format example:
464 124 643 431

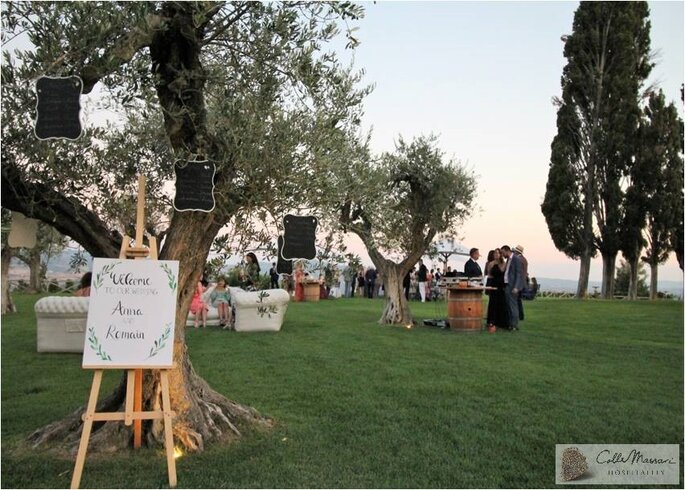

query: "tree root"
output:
27 359 273 457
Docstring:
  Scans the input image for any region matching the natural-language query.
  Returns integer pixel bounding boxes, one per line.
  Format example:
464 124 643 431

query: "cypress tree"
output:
542 1 652 298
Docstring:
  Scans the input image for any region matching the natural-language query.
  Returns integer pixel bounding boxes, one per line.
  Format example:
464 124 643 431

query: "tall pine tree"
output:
639 90 684 299
542 1 652 298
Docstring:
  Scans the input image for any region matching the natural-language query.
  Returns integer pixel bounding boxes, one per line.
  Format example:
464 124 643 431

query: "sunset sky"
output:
7 2 681 283
339 1 684 282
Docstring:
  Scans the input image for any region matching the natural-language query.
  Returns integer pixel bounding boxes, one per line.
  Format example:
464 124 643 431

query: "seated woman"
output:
74 272 92 297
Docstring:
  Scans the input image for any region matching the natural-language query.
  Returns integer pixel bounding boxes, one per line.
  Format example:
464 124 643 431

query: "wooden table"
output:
445 286 493 332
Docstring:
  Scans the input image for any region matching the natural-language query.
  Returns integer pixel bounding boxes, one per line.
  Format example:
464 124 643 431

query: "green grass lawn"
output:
2 294 683 488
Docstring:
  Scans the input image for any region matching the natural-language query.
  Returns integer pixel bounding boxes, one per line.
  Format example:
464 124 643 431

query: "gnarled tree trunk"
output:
28 248 44 293
1 245 16 314
377 263 413 325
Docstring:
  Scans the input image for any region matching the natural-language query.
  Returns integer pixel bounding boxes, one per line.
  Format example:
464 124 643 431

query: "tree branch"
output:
79 13 165 93
1 163 121 258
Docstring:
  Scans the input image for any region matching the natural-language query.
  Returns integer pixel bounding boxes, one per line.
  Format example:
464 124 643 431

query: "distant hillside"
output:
10 248 683 298
537 277 683 299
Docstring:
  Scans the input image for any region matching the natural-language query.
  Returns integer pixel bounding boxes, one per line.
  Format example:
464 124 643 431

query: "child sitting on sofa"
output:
210 276 232 329
190 280 209 328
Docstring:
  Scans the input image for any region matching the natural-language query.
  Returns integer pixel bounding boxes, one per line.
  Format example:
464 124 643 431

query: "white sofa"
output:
185 286 290 332
34 296 89 353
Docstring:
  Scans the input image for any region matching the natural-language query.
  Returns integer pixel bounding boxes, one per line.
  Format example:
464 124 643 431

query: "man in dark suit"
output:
514 245 528 320
464 248 483 278
364 267 377 299
501 245 526 331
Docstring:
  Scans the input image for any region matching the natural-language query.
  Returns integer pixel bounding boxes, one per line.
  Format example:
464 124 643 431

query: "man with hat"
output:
513 245 528 321
501 245 526 331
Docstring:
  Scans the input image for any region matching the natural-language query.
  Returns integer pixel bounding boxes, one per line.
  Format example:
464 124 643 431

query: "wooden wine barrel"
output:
303 282 320 302
447 288 484 332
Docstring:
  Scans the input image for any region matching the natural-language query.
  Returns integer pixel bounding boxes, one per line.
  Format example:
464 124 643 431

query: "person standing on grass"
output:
403 268 412 300
350 266 357 298
269 262 279 289
294 261 305 302
485 249 509 330
464 247 483 278
365 267 377 299
343 265 353 298
501 245 526 331
356 269 365 298
417 259 428 302
513 245 528 320
243 252 261 290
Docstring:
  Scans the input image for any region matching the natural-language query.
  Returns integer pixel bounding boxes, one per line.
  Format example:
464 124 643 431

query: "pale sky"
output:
340 1 684 282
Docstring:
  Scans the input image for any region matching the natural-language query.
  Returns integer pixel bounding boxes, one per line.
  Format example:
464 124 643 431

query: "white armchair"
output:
232 289 290 332
34 296 89 353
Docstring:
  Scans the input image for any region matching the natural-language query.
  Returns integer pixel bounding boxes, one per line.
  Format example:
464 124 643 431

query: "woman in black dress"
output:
486 248 509 329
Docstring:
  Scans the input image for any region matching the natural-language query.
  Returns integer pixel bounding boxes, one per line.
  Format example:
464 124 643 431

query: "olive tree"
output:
1 1 368 453
332 135 476 325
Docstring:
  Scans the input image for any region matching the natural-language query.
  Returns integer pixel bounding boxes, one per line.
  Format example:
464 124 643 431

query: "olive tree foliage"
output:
1 1 369 453
325 134 477 325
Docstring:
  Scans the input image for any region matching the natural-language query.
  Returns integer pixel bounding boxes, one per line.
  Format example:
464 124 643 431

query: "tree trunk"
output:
600 252 616 299
649 262 658 300
577 167 595 299
28 248 43 293
1 246 16 314
576 250 591 298
377 263 413 325
627 255 639 300
29 212 273 454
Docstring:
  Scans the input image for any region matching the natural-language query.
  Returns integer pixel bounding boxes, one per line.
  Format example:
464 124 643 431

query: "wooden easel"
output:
71 176 177 489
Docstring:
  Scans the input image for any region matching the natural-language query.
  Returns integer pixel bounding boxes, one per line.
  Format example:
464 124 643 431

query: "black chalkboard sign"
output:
34 76 83 140
173 160 216 213
281 214 317 260
276 236 293 274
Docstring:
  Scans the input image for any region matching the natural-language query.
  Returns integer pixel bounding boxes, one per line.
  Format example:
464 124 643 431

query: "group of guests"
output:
483 245 528 331
403 261 443 302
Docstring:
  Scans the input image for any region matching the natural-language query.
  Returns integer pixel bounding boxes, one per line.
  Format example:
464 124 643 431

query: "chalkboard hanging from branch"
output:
34 75 83 140
173 160 216 213
276 235 293 274
281 214 318 260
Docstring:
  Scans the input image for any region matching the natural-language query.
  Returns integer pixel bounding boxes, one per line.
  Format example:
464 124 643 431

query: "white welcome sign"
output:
83 258 179 369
